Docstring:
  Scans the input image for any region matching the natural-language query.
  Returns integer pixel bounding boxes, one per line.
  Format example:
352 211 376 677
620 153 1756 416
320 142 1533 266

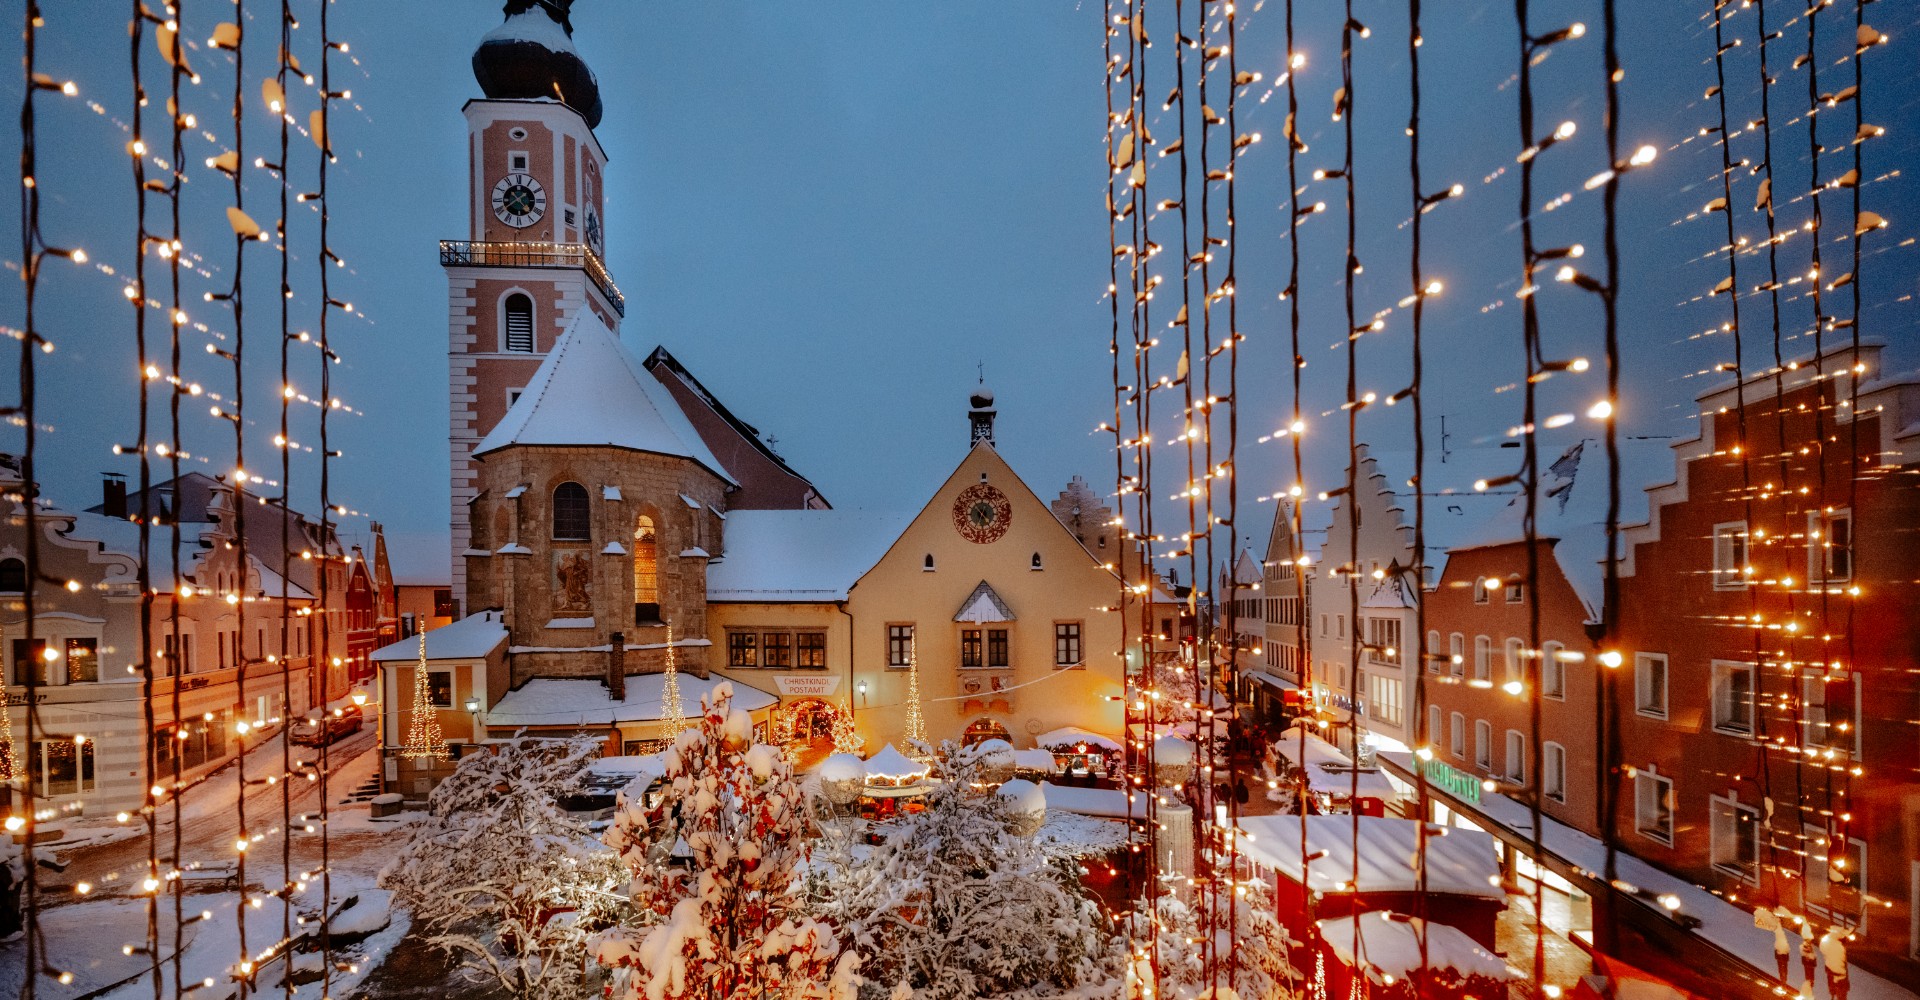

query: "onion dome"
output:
472 0 602 129
969 385 996 411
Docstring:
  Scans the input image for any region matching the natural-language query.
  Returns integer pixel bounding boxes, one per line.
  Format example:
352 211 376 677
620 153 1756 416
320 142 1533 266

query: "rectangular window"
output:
13 638 48 685
31 737 96 797
1366 617 1401 665
887 625 914 668
1803 672 1858 753
1808 509 1854 584
1710 796 1760 882
427 670 453 709
64 638 99 683
1320 614 1328 637
1474 720 1492 770
1711 660 1756 735
1713 521 1749 590
1449 633 1465 677
795 632 826 669
762 632 792 670
1804 824 1866 919
1054 622 1083 668
433 588 456 619
728 631 758 669
1635 653 1669 719
960 629 983 669
1505 730 1526 783
1473 636 1492 682
1635 769 1674 844
1505 579 1524 604
1450 712 1466 759
1542 642 1566 700
987 629 1010 668
1367 675 1403 727
1544 742 1567 803
1336 615 1345 640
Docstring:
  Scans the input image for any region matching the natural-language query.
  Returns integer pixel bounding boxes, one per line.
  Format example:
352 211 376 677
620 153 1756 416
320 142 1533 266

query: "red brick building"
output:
1612 343 1920 981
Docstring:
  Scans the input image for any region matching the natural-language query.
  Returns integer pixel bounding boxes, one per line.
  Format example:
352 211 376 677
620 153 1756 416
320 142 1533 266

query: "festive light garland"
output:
403 634 449 762
660 623 687 740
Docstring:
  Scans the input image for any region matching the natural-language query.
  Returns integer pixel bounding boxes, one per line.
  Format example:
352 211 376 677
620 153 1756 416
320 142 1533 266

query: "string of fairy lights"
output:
6 2 373 996
1104 0 1899 996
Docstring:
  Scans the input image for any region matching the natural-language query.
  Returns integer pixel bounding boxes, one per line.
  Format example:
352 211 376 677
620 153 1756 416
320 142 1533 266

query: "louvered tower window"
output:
504 293 534 352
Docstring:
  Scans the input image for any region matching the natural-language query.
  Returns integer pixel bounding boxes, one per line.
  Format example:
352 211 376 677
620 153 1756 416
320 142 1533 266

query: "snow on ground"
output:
1034 810 1130 860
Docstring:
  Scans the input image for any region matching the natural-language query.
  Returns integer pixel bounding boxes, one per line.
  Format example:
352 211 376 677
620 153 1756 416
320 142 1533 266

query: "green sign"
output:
1423 758 1482 804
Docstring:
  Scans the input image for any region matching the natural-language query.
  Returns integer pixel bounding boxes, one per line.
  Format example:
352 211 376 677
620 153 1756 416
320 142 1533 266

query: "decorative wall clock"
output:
952 483 1012 544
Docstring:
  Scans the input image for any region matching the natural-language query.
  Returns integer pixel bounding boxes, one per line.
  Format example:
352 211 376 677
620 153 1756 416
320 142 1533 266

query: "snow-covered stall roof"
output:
1012 749 1057 773
1273 726 1398 799
1041 783 1134 819
370 611 509 662
1316 912 1518 986
1036 726 1123 752
953 580 1015 623
1233 814 1504 899
704 509 913 601
472 312 735 485
863 743 930 782
486 674 776 728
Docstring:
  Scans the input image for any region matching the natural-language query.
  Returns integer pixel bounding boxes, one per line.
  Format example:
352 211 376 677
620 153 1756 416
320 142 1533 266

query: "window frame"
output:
1504 729 1526 783
501 290 536 353
1449 633 1465 677
1474 719 1492 771
1473 635 1492 682
1504 638 1525 685
1450 712 1466 759
1635 768 1675 845
960 629 984 669
1426 630 1443 674
1053 621 1084 669
1544 741 1567 803
1504 578 1524 604
1473 577 1490 605
426 669 454 709
728 630 758 669
28 735 97 797
1709 794 1761 884
986 628 1010 669
1635 652 1669 720
1712 520 1750 590
1807 508 1854 584
551 482 591 541
1710 659 1757 736
886 624 915 669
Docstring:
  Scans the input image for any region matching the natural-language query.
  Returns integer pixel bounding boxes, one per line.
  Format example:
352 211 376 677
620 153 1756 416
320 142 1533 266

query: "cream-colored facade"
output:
710 444 1127 752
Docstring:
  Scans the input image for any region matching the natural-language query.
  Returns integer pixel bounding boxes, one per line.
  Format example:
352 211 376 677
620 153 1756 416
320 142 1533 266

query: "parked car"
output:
290 704 363 746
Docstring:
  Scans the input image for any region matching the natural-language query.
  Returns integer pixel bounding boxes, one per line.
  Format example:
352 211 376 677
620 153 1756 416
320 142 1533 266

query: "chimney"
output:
606 631 625 701
968 384 997 447
102 474 128 519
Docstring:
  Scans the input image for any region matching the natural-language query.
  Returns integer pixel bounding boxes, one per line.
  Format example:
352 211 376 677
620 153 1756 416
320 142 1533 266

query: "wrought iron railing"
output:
439 239 625 316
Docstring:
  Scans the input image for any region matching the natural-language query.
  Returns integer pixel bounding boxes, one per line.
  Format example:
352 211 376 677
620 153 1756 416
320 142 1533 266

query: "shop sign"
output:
773 675 841 697
1423 757 1482 804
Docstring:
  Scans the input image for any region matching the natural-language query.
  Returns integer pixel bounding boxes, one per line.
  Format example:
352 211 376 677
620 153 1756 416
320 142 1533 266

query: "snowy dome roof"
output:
817 753 867 785
997 778 1046 816
472 1 603 129
969 385 996 410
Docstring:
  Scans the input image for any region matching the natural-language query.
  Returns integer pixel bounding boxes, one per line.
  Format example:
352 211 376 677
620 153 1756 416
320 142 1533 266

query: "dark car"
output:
290 704 364 746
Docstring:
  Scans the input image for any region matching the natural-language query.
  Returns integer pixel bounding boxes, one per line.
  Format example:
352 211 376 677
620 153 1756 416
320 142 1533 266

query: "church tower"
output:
443 0 623 612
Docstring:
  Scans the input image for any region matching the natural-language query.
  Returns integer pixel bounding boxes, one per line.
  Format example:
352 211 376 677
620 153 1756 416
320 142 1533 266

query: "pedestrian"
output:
1233 775 1250 807
1820 927 1849 1000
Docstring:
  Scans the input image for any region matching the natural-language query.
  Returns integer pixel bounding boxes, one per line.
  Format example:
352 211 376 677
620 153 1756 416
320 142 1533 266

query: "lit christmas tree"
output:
903 632 928 758
831 702 865 754
401 632 450 761
660 622 687 739
0 689 16 783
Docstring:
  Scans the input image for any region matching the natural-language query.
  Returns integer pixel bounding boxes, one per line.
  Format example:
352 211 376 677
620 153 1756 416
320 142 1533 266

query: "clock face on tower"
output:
952 483 1012 544
491 173 547 228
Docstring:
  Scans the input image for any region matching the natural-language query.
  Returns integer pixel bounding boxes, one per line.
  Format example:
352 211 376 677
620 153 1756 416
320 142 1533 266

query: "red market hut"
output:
1315 911 1519 1000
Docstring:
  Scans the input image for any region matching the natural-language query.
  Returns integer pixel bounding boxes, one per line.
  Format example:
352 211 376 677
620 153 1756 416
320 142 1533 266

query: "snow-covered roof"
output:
1271 729 1398 798
863 743 930 781
370 611 509 662
1233 814 1504 899
473 312 735 485
953 581 1015 623
1035 726 1123 752
1274 725 1350 770
58 510 209 590
1012 749 1057 772
705 509 913 601
1317 912 1518 986
486 673 776 728
1040 783 1134 819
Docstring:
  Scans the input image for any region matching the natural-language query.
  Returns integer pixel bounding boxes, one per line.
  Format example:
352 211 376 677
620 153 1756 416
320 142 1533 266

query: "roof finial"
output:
977 360 985 384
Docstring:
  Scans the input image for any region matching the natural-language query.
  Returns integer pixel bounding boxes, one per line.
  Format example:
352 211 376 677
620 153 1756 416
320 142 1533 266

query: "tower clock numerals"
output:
491 172 547 228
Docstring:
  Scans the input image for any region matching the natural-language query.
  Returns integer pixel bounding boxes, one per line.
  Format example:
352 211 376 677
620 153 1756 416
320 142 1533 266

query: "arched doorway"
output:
779 699 847 770
962 718 1012 747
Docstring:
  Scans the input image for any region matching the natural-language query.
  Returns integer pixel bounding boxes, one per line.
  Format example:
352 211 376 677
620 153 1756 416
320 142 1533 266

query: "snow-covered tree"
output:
592 682 859 1000
815 743 1120 1000
380 735 625 1000
1126 873 1299 1000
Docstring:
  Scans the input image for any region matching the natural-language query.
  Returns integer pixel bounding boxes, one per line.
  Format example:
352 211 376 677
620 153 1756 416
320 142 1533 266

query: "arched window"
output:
923 554 936 572
0 558 24 592
962 718 1011 747
552 482 590 540
633 515 660 624
503 293 534 352
1030 552 1044 571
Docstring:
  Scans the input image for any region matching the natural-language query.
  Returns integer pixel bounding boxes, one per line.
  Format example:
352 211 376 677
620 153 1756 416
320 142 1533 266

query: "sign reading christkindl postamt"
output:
1423 757 1482 805
772 675 842 697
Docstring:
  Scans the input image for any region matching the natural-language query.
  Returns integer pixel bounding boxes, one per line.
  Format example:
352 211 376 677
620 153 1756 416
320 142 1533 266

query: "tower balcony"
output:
439 239 625 317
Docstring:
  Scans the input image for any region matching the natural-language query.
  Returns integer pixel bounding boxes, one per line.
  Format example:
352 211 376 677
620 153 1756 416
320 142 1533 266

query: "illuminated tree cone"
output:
0 689 15 782
831 705 865 755
401 632 450 761
902 634 928 758
660 622 687 739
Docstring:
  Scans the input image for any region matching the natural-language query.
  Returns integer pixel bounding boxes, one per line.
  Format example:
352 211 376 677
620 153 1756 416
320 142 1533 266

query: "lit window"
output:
728 631 758 668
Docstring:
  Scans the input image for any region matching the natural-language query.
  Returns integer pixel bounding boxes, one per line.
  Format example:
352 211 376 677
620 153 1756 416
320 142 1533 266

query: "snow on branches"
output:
380 735 625 1000
593 682 859 1000
814 742 1121 1000
1126 876 1301 1000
